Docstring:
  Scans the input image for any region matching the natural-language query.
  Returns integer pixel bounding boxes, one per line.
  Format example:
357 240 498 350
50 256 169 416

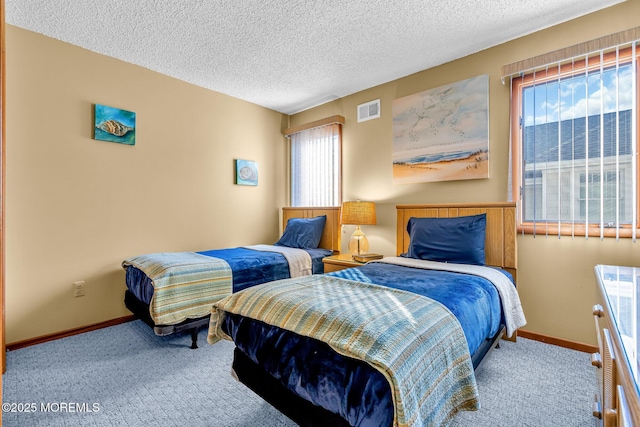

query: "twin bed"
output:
208 203 525 426
122 207 341 348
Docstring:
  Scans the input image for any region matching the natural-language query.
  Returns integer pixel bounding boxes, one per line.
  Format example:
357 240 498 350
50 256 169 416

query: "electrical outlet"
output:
73 281 85 298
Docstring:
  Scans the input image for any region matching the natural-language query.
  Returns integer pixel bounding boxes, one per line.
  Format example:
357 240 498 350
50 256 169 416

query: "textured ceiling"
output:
5 0 625 115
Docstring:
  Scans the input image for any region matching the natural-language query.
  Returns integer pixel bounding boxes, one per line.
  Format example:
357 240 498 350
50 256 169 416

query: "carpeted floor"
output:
452 335 594 426
2 320 595 426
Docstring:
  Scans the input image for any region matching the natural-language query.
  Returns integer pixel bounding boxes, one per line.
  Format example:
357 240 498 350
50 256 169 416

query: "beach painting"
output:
392 74 489 184
94 104 136 145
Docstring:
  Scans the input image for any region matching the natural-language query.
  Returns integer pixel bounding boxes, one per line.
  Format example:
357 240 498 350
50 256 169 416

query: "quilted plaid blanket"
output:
208 275 479 427
123 252 232 325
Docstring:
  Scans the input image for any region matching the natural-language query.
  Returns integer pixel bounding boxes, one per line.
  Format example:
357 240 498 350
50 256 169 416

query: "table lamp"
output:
340 200 376 256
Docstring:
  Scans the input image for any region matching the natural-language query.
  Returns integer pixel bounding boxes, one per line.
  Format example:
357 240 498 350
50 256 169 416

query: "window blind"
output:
286 117 343 207
506 35 639 240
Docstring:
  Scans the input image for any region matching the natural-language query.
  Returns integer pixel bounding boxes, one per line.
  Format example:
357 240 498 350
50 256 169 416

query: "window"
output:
510 45 639 238
285 116 343 207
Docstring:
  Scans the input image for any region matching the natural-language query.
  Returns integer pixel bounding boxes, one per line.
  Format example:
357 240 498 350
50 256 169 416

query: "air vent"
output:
357 99 380 123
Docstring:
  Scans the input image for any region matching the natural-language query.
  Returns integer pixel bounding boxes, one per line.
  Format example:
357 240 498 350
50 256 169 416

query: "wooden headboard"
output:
396 203 517 280
282 206 341 253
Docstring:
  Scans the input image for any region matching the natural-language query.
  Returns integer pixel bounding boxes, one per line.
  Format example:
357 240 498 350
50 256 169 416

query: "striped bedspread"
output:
123 252 232 325
208 275 479 427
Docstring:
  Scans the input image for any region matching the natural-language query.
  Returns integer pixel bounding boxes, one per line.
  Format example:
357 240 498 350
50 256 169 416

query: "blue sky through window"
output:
523 63 632 126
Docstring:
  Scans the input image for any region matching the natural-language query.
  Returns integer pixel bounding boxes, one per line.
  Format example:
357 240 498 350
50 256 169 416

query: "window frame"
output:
510 48 640 238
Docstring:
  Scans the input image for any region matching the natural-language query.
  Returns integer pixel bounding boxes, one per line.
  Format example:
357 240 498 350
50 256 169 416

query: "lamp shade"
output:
341 201 376 225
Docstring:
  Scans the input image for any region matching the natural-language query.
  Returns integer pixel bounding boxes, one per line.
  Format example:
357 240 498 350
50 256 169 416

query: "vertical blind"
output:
504 29 639 240
286 117 343 207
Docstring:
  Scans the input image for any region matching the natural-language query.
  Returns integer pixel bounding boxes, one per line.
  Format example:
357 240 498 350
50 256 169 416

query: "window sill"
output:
517 223 639 238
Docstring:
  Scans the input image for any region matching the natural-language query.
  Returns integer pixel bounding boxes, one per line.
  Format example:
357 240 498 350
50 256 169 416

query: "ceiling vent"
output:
357 99 380 123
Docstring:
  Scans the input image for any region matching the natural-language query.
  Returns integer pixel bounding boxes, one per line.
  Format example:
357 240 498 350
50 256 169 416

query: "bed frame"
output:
281 206 341 254
396 202 517 281
124 206 341 349
231 202 518 425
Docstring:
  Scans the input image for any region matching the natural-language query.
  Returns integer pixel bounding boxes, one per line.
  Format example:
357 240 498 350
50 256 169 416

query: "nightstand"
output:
322 253 366 273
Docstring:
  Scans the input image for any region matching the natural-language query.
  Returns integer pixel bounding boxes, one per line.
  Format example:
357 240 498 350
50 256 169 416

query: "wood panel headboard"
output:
396 203 517 280
282 206 341 254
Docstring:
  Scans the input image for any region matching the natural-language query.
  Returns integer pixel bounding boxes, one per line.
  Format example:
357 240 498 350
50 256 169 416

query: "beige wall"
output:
7 2 640 346
291 0 640 346
5 26 288 343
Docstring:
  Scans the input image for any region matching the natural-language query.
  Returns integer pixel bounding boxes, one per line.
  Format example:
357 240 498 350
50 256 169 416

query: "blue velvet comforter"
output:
125 247 332 305
222 261 512 427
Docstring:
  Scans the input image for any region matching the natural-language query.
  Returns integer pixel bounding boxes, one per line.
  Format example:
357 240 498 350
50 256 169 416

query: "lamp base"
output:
348 226 369 256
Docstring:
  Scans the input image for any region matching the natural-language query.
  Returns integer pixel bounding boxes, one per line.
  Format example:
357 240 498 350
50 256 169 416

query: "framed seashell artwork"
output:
94 104 136 145
235 159 258 186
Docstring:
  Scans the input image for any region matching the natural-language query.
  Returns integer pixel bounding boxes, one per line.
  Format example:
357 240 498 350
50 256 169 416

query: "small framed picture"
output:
94 104 136 145
235 159 258 186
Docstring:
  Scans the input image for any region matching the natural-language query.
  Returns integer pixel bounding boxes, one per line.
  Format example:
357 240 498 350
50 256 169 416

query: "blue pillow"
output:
274 215 326 249
405 214 486 265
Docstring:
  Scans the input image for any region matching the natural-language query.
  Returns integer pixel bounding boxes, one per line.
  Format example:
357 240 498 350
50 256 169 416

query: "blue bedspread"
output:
222 262 511 426
125 247 331 305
